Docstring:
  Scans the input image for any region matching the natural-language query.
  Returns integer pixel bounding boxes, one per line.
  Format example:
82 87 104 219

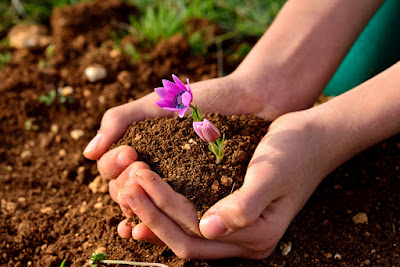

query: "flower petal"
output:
178 106 189 118
162 107 183 112
202 119 221 143
186 78 193 95
181 91 192 107
162 79 181 94
156 99 174 108
193 121 206 141
172 74 188 92
154 87 170 99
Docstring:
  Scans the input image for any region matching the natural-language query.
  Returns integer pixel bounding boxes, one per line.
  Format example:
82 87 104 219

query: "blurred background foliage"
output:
0 0 286 59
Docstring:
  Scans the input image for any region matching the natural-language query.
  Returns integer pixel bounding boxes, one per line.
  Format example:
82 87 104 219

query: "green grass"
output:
128 0 285 47
0 51 12 69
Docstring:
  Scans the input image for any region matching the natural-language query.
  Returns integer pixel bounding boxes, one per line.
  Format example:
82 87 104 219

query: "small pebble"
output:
88 175 108 193
334 184 343 190
211 180 220 192
324 252 332 259
58 86 74 96
20 150 32 160
188 138 198 145
95 247 107 254
70 129 85 140
84 65 107 82
94 202 103 209
220 176 233 187
98 95 106 105
58 149 67 158
17 197 27 205
182 143 191 150
334 253 342 260
353 212 368 224
280 241 292 256
40 207 54 215
83 89 92 97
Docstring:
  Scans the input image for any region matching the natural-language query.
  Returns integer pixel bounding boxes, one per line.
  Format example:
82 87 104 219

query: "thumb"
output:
83 94 161 160
199 179 274 239
83 104 135 160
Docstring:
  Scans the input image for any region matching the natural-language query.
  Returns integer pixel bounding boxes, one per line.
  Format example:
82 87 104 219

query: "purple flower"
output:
193 119 221 143
155 74 193 118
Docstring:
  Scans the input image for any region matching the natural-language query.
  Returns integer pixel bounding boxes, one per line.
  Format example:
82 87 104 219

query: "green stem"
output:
190 104 203 121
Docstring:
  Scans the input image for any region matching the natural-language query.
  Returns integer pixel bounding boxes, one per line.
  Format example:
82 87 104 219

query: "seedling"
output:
0 51 12 69
90 252 168 267
39 90 57 106
45 43 55 58
39 89 73 106
24 119 39 131
123 43 140 63
385 223 396 238
60 259 66 267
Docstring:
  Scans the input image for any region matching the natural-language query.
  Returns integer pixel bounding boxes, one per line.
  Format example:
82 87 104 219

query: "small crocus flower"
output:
193 119 225 164
193 119 220 143
155 74 193 118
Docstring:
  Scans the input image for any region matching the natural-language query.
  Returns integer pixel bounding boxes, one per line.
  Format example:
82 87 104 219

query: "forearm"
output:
234 0 383 113
314 60 400 169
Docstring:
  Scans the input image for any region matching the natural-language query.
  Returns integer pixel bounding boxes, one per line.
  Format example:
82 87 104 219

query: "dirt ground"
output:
1 1 399 266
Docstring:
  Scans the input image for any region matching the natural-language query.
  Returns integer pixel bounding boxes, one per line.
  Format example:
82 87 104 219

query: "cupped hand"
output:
114 110 338 259
83 72 326 259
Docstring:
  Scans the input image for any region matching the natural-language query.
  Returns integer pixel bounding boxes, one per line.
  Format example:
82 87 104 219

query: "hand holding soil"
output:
82 0 400 262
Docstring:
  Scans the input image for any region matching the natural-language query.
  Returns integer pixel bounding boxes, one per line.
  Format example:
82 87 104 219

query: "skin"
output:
83 0 400 260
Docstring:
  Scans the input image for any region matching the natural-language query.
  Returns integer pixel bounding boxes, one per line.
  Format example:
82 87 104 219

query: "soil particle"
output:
353 212 369 224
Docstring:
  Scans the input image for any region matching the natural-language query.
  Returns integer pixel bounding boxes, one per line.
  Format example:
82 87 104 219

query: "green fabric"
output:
323 0 400 96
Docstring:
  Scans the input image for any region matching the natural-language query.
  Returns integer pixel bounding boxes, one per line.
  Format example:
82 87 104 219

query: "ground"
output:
0 1 399 266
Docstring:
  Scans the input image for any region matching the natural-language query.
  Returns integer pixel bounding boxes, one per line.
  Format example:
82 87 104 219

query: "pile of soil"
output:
0 0 399 266
112 113 270 216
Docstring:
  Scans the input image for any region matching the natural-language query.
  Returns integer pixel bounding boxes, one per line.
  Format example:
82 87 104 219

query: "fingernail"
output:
117 152 134 167
83 134 102 154
122 195 136 210
200 214 228 239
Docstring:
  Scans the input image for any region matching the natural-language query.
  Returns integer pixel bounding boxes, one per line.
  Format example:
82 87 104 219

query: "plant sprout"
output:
39 88 73 106
155 75 225 164
0 51 12 69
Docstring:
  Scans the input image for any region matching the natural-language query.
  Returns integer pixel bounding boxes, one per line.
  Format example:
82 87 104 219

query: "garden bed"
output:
0 1 399 266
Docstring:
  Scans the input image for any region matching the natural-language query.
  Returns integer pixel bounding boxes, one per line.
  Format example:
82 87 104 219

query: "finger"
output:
200 197 292 253
83 93 168 160
199 143 284 239
109 179 121 203
97 146 138 180
130 169 201 237
117 190 135 218
121 183 251 259
109 161 150 203
132 222 165 246
117 218 133 238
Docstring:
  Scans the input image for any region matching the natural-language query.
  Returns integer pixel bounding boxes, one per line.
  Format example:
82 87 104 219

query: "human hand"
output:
115 110 340 259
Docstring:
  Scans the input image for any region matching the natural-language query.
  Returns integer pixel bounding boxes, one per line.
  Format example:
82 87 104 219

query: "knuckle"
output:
174 243 198 259
101 107 123 126
229 198 255 229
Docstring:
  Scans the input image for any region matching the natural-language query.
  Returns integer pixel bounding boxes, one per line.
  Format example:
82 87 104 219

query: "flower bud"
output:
193 119 221 143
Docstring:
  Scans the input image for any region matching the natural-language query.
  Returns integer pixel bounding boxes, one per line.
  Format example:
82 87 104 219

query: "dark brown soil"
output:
112 114 269 216
0 1 399 266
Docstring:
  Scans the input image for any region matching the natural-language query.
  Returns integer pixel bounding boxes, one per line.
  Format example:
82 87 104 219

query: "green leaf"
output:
60 259 66 267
